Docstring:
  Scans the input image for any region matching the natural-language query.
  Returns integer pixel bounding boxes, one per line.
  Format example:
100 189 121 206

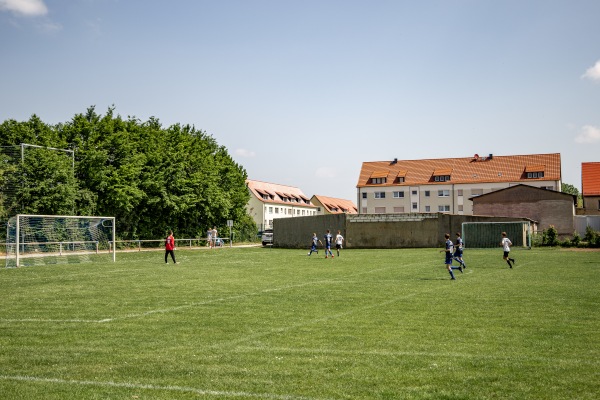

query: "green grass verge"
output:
1 247 599 399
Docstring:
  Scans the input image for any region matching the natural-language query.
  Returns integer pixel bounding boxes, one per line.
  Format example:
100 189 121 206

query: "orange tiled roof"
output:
246 179 315 207
582 162 600 196
357 153 561 187
312 195 358 214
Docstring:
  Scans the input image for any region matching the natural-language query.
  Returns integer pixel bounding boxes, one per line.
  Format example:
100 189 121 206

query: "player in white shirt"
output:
500 232 516 268
335 230 344 257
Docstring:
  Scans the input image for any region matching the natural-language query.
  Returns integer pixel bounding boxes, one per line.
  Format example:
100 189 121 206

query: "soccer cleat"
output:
459 266 463 273
332 255 334 258
451 277 456 280
325 256 328 258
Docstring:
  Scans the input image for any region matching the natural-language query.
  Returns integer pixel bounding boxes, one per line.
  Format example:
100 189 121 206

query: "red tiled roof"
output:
246 179 316 207
357 153 561 187
582 162 600 196
312 195 358 214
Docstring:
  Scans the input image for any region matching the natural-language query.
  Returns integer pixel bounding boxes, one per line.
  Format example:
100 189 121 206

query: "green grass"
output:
1 247 599 399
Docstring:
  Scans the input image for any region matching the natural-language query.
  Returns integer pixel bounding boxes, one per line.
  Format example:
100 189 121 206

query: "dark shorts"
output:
445 253 453 264
336 244 342 250
503 251 510 258
454 249 463 257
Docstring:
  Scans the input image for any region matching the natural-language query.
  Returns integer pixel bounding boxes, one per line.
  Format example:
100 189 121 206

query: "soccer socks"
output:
449 269 456 279
506 260 513 268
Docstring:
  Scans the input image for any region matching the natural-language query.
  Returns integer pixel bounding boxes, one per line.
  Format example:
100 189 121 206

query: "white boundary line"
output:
0 375 329 400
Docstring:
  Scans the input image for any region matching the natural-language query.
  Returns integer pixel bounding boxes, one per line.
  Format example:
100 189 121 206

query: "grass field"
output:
1 246 599 399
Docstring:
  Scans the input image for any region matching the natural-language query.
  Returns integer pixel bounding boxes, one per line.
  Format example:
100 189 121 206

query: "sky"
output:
1 0 599 203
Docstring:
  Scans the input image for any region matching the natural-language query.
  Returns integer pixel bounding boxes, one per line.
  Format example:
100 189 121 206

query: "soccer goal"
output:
462 221 531 249
5 215 116 268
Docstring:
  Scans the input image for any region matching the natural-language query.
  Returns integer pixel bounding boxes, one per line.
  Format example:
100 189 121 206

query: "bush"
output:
542 226 559 247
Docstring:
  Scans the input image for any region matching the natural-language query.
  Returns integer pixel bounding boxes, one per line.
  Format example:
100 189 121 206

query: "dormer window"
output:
432 168 452 182
371 177 387 184
370 171 388 184
525 165 545 179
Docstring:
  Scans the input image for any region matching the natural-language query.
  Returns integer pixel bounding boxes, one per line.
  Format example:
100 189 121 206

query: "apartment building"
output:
310 195 358 215
246 179 318 230
356 153 562 215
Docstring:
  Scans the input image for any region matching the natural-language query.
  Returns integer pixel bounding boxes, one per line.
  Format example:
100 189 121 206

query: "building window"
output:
425 205 431 212
275 208 279 214
371 177 387 184
412 190 417 196
471 189 483 196
457 189 463 196
362 192 367 199
412 202 418 210
434 175 450 182
362 207 367 213
438 205 450 212
396 176 405 183
393 191 404 198
425 191 430 197
374 207 386 213
458 205 463 212
375 192 386 199
393 206 405 213
268 207 273 213
438 190 450 197
527 172 544 178
541 186 554 190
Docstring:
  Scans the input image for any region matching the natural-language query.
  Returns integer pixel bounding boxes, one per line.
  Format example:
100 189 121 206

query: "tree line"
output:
0 106 255 240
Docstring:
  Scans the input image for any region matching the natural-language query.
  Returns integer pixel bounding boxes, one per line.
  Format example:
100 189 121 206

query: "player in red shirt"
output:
165 230 177 264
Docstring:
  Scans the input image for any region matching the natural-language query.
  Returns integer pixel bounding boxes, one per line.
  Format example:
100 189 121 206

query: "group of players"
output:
307 229 344 258
442 231 516 280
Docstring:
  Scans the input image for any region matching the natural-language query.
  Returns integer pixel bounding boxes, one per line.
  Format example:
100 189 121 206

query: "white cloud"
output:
315 167 337 179
582 60 600 81
0 0 47 16
575 125 600 144
234 148 256 158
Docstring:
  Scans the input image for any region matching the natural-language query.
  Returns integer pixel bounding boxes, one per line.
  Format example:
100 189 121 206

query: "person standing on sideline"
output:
165 230 177 264
307 233 322 256
323 230 334 258
211 226 218 248
500 232 516 268
207 228 213 248
335 230 344 257
441 233 462 279
453 232 467 269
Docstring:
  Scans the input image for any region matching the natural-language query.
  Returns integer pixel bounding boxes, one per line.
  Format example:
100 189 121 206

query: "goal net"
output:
461 221 531 249
5 215 116 268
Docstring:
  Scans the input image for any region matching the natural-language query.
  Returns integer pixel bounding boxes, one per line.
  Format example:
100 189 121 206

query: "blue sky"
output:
1 0 599 202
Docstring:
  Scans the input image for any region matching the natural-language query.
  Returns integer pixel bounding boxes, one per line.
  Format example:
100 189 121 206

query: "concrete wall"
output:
273 213 533 249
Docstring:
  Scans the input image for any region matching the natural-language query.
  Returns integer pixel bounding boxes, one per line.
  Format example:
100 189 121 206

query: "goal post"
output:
461 221 531 249
5 214 116 268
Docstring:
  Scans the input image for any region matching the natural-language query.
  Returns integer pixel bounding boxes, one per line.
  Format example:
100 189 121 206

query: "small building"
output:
581 162 600 215
311 195 358 215
246 179 318 230
471 184 576 236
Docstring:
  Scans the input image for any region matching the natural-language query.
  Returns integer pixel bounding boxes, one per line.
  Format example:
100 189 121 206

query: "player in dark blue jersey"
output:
453 232 467 269
307 233 322 256
441 233 462 279
324 230 334 258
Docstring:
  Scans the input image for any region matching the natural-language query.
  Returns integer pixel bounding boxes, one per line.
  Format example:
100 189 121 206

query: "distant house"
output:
246 179 317 230
471 184 576 236
581 162 600 215
356 153 562 215
311 195 358 215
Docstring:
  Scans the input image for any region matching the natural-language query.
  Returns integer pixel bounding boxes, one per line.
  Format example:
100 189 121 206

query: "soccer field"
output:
1 247 598 399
